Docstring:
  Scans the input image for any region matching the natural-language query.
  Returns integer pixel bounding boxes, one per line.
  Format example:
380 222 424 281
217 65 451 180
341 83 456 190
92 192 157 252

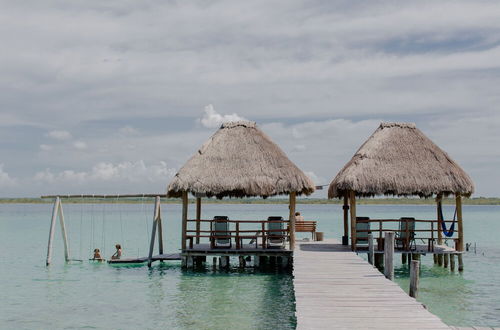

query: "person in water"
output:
111 244 122 260
295 212 305 222
92 248 104 261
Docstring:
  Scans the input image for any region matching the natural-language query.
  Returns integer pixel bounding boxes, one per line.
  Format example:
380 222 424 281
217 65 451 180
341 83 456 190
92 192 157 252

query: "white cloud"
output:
200 104 247 128
34 160 176 185
0 164 17 187
119 125 140 136
46 130 72 140
73 141 87 150
39 144 53 151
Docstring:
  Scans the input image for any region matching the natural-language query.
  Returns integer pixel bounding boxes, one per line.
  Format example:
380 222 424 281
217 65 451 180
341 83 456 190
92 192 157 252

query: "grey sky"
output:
1 0 499 197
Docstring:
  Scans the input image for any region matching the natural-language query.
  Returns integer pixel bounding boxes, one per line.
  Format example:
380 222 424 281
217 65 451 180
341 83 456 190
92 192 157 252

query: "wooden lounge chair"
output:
356 217 371 249
210 216 232 249
266 216 286 249
396 217 416 251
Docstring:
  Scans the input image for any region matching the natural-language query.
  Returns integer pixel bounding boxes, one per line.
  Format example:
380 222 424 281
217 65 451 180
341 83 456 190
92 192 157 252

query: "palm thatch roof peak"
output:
167 121 315 198
328 122 474 198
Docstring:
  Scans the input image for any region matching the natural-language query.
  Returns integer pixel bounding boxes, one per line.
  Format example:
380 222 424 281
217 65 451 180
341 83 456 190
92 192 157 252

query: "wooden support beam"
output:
289 192 296 250
147 218 158 268
458 254 464 271
148 196 162 267
436 194 443 245
409 260 420 298
58 200 70 262
438 254 443 266
374 253 384 270
349 191 357 251
433 253 438 264
181 191 188 250
444 253 449 268
456 193 464 252
384 232 395 280
342 193 349 245
156 196 164 254
450 253 456 271
196 197 201 244
402 253 407 264
46 197 60 266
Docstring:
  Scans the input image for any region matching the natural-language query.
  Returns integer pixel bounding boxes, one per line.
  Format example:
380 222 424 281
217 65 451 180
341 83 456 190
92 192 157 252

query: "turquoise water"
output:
1 203 499 329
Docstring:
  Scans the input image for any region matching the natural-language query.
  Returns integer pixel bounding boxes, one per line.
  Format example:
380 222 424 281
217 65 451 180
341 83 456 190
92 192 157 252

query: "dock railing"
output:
185 219 290 250
355 218 459 252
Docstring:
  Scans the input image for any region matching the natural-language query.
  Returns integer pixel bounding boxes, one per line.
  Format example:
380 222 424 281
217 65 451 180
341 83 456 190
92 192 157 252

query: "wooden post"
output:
368 233 374 265
254 255 260 268
384 232 395 280
409 260 420 298
156 196 164 254
342 193 349 245
147 217 158 268
444 253 449 268
438 254 443 266
402 253 407 264
450 253 456 271
212 257 217 270
349 191 357 251
46 197 60 266
456 193 464 252
181 191 188 250
433 253 438 264
196 197 201 244
374 254 384 270
239 256 245 268
58 199 70 262
289 192 296 250
436 194 443 245
458 254 464 271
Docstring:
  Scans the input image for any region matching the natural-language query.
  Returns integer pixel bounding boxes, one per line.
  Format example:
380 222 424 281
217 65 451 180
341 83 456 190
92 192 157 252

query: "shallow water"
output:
1 203 499 328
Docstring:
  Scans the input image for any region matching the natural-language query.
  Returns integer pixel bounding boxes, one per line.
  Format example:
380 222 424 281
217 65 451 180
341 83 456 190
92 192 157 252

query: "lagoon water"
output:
1 202 499 329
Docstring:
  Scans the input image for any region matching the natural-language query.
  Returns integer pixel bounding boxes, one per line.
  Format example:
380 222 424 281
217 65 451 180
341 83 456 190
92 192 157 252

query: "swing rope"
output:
101 200 106 257
117 195 125 245
79 195 84 260
438 201 457 237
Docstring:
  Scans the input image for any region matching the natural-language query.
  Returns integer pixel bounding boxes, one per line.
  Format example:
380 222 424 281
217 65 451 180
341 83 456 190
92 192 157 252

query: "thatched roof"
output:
167 121 315 198
328 122 474 198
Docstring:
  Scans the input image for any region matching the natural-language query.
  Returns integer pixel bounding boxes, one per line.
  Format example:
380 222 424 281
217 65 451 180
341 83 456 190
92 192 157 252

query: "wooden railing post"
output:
342 193 349 245
384 231 395 280
196 197 201 244
349 191 357 251
368 233 374 265
181 191 188 250
456 193 463 252
409 260 420 298
436 194 443 245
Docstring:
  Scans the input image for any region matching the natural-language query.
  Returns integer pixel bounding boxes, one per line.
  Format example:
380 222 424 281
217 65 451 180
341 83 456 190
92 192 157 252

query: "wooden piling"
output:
409 260 420 298
342 193 349 245
444 254 449 268
196 197 201 244
402 253 407 264
437 254 443 266
181 191 188 250
433 253 438 264
374 253 384 270
456 194 464 252
384 232 395 280
368 233 374 265
239 256 245 268
254 255 260 268
458 254 464 271
58 201 70 262
349 191 357 251
212 257 217 270
450 254 455 271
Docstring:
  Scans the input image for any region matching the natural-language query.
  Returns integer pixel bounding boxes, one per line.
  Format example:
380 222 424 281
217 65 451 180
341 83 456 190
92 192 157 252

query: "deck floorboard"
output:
294 239 451 330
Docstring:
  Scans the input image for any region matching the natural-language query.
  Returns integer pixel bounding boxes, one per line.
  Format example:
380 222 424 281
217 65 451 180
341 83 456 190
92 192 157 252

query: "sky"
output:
1 0 500 198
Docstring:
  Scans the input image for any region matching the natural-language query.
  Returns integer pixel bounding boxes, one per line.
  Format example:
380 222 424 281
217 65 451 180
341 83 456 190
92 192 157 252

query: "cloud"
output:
46 130 72 140
200 104 247 128
39 144 53 151
119 125 140 136
34 160 176 185
73 141 87 150
0 164 17 187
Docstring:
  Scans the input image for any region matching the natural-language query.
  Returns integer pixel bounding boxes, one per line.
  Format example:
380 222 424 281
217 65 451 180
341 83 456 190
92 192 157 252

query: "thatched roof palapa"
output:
167 121 315 199
329 122 474 198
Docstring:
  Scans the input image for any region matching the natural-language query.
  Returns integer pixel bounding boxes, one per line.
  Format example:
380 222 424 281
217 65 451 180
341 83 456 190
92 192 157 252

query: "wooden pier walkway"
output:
293 239 451 330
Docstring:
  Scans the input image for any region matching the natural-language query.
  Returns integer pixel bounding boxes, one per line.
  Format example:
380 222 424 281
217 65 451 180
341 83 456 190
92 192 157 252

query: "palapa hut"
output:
329 122 474 253
168 121 315 252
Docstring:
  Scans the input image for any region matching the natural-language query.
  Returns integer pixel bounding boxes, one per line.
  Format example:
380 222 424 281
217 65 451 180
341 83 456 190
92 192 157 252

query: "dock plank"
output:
294 239 451 330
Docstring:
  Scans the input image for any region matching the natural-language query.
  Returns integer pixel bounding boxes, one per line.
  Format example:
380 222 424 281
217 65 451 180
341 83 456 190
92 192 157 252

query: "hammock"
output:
438 201 457 237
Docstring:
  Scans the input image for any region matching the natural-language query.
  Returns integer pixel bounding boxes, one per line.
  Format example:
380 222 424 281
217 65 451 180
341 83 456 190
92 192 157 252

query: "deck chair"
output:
355 217 371 248
396 217 416 251
210 216 232 249
266 216 286 249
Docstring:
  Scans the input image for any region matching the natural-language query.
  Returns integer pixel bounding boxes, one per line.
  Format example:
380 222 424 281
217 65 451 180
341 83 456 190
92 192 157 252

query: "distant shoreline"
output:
1 197 499 205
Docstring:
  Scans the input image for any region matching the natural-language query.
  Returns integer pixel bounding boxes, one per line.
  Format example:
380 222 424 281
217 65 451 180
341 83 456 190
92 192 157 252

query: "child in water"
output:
111 244 122 260
92 248 104 261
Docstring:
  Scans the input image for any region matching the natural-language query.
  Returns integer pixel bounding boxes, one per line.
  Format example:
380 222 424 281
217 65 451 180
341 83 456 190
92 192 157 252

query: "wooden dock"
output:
293 239 451 330
107 253 181 264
